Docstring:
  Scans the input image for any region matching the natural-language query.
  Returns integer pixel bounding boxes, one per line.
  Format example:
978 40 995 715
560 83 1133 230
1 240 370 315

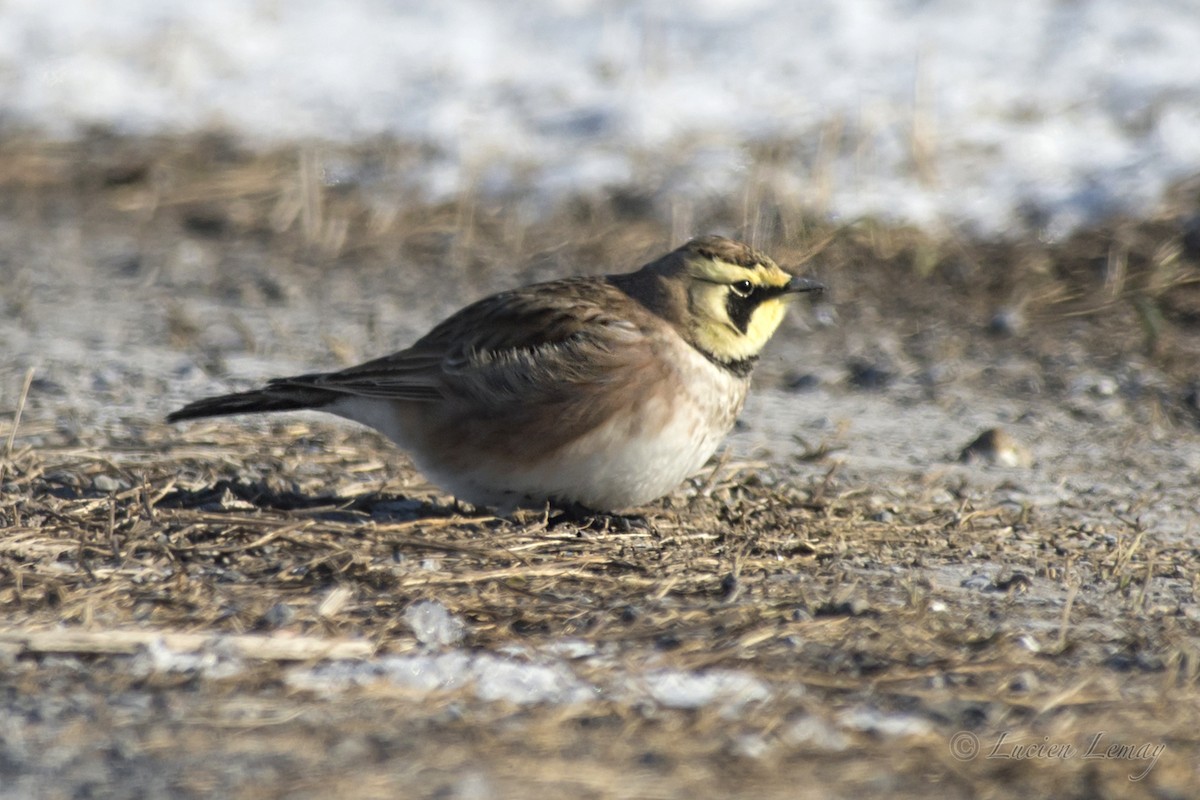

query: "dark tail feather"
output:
166 383 338 423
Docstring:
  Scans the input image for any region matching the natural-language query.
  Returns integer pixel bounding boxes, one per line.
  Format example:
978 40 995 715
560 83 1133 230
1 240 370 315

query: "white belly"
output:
455 394 734 510
426 361 748 511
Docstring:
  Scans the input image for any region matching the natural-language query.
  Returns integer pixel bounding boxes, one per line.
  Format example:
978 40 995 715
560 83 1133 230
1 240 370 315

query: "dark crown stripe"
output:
689 236 767 268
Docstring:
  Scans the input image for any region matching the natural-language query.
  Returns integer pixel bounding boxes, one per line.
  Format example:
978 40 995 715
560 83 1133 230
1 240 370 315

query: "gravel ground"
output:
2 136 1199 799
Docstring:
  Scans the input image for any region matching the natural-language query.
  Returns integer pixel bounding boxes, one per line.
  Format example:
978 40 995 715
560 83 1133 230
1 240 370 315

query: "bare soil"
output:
2 135 1200 799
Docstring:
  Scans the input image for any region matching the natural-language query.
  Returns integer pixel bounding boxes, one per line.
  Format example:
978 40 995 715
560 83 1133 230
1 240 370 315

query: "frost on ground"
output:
0 138 1199 798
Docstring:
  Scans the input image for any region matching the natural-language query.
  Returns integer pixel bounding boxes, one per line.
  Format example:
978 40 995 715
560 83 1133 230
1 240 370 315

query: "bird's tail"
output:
166 382 337 423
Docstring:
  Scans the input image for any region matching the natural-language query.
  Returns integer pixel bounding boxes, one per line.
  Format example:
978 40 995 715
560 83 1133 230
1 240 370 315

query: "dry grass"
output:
2 416 1199 798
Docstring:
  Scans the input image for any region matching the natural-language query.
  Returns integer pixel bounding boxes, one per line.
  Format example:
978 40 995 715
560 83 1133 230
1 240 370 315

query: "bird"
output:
168 236 823 513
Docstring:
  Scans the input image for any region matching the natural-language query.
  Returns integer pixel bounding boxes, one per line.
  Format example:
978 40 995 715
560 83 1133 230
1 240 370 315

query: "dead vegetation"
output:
1 134 1200 798
2 416 1199 797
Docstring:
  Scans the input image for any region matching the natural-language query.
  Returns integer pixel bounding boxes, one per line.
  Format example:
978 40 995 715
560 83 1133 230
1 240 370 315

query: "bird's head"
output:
650 236 823 367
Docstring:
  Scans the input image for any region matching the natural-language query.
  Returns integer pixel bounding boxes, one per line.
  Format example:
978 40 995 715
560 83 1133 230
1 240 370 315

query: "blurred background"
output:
4 0 1199 239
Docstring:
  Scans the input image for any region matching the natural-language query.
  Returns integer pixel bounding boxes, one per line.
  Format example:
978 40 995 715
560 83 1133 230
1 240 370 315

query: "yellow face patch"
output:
683 254 799 364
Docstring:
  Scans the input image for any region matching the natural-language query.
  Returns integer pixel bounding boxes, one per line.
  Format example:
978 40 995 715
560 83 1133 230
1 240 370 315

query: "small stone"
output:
1008 670 1039 692
928 488 955 505
784 372 821 392
961 573 993 591
958 427 1032 468
1015 635 1041 653
847 358 895 391
1092 375 1118 397
987 307 1024 336
92 475 123 493
258 603 295 629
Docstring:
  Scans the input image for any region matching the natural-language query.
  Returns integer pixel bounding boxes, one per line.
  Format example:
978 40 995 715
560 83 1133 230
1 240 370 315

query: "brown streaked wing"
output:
270 277 648 406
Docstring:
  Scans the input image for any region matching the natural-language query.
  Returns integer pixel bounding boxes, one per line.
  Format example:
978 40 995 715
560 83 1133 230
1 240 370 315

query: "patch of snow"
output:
130 637 245 680
839 707 934 737
635 668 772 712
0 1 1198 235
403 599 467 648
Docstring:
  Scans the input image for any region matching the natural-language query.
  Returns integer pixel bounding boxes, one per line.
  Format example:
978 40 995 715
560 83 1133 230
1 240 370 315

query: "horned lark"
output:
168 236 822 512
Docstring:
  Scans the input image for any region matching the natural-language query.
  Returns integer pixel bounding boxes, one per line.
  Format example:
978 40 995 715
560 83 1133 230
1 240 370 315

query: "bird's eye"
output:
731 280 754 297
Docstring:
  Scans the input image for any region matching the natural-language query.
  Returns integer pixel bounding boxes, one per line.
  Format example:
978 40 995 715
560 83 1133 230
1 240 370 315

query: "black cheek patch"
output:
725 293 757 334
724 282 791 335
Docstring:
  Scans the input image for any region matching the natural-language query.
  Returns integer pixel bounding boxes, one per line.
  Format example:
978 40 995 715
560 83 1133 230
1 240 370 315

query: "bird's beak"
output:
785 276 824 296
